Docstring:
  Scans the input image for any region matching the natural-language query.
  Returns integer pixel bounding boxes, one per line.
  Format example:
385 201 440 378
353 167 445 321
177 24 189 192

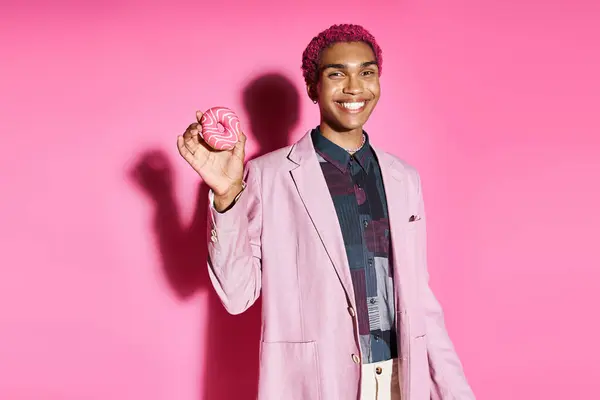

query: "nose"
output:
343 74 363 95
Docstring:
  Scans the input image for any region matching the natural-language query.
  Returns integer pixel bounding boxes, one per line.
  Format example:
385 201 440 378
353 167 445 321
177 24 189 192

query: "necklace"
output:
345 134 366 154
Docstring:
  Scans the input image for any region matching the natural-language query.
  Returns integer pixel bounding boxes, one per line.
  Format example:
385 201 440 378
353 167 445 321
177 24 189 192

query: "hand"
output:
177 111 246 209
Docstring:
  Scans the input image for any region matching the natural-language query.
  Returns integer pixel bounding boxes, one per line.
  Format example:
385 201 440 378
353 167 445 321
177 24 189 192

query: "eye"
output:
362 70 375 76
328 72 344 78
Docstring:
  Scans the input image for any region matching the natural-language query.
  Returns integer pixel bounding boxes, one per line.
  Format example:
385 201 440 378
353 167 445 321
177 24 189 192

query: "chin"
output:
325 118 363 133
335 114 370 132
341 121 365 132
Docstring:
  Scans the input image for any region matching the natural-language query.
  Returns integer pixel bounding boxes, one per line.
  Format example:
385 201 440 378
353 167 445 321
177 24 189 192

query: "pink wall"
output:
1 1 599 399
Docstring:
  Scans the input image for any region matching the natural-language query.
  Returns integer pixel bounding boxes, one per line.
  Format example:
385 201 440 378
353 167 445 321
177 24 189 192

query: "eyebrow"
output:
320 60 378 71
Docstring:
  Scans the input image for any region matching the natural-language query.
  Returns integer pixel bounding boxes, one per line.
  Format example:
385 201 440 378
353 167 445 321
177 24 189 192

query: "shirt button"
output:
352 354 360 364
348 307 356 317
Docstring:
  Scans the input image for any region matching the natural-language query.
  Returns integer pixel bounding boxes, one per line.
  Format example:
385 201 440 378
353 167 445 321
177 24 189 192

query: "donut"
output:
199 106 242 151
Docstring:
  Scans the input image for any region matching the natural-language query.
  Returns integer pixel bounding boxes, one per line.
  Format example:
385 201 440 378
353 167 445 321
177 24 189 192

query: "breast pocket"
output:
258 341 322 400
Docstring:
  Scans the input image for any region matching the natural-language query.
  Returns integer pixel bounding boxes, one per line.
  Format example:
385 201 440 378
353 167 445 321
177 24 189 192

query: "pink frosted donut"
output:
199 106 242 151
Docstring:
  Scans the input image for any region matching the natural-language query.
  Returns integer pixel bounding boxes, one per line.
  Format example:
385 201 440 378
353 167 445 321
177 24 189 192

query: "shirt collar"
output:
311 126 374 173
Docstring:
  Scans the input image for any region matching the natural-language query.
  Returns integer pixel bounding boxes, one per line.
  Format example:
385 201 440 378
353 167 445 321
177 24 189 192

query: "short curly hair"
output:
301 24 383 88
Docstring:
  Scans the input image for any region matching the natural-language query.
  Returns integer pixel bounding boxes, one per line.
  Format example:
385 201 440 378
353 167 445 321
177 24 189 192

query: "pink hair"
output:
301 24 383 87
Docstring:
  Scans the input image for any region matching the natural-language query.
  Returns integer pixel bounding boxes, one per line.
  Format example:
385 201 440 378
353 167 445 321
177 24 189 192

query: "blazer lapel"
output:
373 148 413 316
374 148 414 397
287 131 356 305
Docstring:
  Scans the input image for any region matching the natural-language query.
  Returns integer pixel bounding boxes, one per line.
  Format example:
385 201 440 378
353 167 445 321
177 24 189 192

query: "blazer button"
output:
352 354 360 364
348 307 356 317
375 366 382 375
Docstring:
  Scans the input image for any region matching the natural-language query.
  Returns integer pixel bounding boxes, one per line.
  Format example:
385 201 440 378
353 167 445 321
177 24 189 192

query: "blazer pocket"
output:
410 311 427 339
408 333 431 400
259 341 322 400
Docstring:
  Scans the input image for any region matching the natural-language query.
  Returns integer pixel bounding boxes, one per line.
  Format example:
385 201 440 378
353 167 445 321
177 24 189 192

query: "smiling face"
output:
309 41 381 136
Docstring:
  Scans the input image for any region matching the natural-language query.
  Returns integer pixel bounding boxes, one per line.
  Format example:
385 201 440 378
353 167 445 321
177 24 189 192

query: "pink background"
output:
1 1 599 399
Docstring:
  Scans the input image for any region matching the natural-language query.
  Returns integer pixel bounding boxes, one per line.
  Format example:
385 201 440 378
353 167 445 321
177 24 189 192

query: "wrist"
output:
213 182 244 212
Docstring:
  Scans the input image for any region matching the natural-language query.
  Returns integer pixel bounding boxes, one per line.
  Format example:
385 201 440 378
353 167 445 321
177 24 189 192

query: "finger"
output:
232 130 246 159
182 124 198 144
183 124 202 154
182 123 200 140
196 110 204 123
184 135 201 155
177 136 193 160
186 127 200 143
178 136 207 169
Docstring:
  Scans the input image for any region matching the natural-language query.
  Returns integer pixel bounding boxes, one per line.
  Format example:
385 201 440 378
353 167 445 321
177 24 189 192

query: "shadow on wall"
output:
129 72 300 400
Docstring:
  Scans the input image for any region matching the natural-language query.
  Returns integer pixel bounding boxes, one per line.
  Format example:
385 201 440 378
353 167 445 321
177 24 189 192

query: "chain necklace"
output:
345 134 366 154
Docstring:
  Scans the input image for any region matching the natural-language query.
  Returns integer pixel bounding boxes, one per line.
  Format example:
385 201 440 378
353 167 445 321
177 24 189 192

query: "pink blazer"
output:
207 131 475 400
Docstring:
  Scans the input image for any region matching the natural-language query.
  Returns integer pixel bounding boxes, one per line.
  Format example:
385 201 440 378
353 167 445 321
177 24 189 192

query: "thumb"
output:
196 110 204 123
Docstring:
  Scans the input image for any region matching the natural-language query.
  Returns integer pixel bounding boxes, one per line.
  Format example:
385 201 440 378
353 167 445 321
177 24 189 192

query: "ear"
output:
305 84 314 101
306 84 317 102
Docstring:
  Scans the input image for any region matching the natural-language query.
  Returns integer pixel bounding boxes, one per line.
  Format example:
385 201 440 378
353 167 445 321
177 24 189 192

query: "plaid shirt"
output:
312 128 397 364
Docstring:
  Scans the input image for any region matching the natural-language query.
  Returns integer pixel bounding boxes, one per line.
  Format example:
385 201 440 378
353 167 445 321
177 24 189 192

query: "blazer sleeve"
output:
206 160 262 315
415 173 476 399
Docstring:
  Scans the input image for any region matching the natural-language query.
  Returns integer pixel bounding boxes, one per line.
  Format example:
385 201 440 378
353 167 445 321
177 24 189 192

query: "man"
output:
177 24 475 400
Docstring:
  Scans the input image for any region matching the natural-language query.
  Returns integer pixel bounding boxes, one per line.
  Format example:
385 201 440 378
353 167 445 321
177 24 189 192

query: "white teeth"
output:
340 101 365 110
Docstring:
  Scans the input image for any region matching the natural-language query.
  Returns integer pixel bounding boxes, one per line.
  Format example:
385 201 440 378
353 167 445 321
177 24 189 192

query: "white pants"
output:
360 358 402 400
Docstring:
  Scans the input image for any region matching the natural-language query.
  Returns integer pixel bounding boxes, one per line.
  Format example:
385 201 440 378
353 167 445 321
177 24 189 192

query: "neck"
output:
319 122 364 151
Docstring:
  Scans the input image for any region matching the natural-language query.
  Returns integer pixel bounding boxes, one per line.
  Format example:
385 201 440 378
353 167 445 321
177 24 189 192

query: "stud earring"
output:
313 100 318 104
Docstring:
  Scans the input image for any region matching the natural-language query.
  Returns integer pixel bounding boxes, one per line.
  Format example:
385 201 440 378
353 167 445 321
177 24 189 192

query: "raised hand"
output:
177 111 246 211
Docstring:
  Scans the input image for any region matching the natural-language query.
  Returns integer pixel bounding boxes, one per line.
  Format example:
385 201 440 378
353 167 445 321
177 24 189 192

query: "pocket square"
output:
408 215 421 222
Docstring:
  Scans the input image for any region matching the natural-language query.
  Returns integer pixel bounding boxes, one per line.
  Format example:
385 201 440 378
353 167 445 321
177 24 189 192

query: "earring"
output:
313 100 317 104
